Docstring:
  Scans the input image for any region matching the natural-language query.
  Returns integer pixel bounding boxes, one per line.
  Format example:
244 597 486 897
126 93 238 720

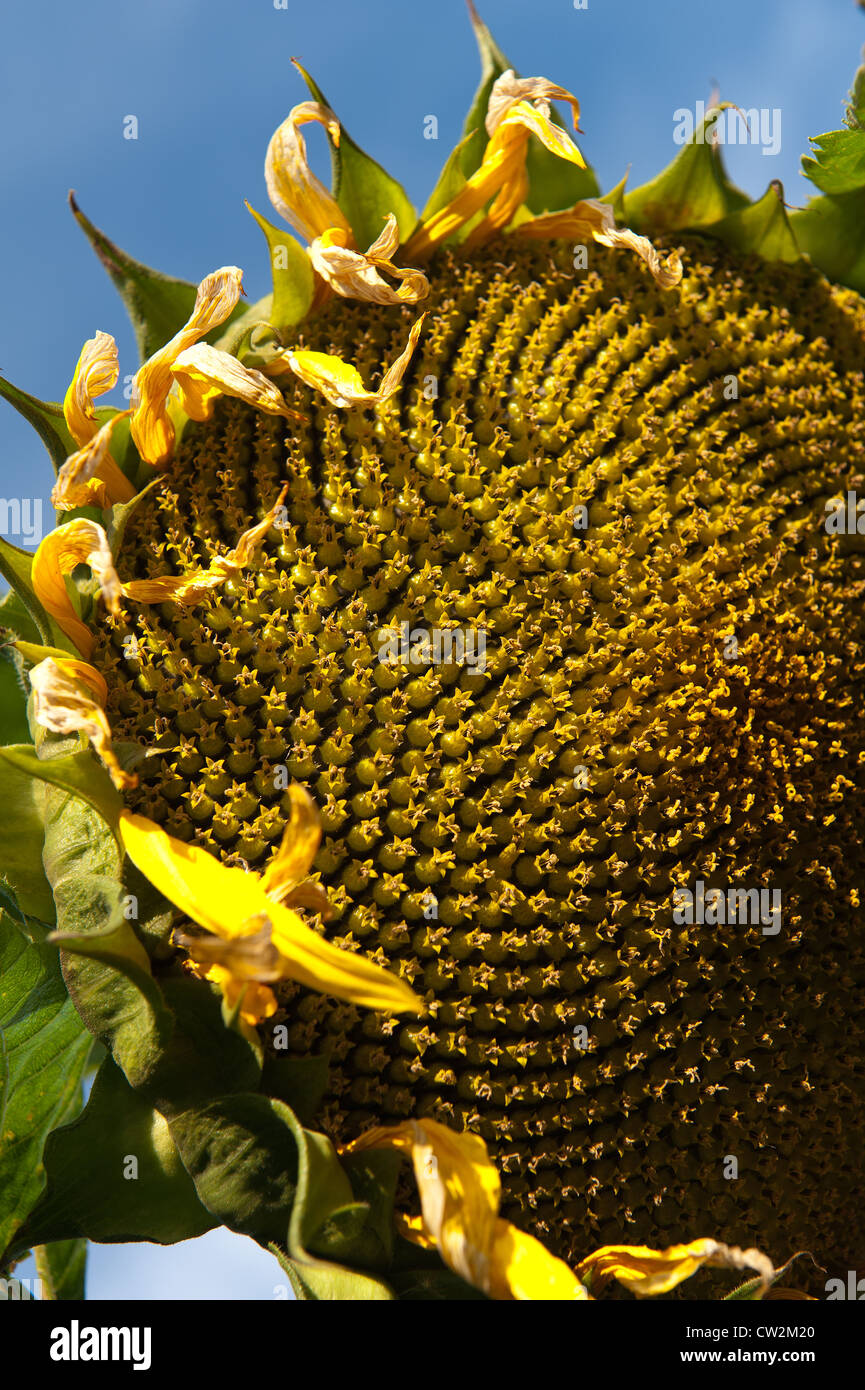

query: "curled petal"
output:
348 1119 586 1300
170 343 305 423
405 82 584 260
485 70 581 138
309 216 430 305
63 331 120 446
52 410 136 512
575 1239 774 1297
513 198 683 289
275 314 425 409
265 99 352 244
118 811 423 1016
29 656 137 790
130 267 245 467
121 484 288 604
32 519 121 657
260 783 322 905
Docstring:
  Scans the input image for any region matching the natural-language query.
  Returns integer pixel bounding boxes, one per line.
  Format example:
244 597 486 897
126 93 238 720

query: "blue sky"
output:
3 0 865 1298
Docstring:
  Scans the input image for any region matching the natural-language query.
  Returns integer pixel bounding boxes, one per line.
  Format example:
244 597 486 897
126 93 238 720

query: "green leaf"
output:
0 377 76 476
706 181 802 264
69 193 246 364
294 62 416 249
624 107 751 233
789 187 865 294
0 745 54 922
33 1240 87 1300
802 128 865 195
0 744 122 834
0 901 91 1265
246 205 314 329
17 1057 214 1253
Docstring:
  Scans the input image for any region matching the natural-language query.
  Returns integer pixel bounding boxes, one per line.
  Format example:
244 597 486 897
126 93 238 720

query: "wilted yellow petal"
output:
260 783 323 905
513 198 683 288
118 810 423 1015
29 656 136 790
265 95 352 245
274 314 425 408
170 343 305 423
130 267 245 467
52 410 136 512
122 484 289 605
309 216 430 305
575 1239 774 1297
63 331 120 446
406 73 585 260
32 519 122 657
348 1118 581 1298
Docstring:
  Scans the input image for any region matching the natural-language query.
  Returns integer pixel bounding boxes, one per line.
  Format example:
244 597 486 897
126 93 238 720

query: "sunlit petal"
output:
309 215 430 305
513 198 683 288
170 343 305 422
575 1239 774 1297
52 410 136 511
274 314 425 408
32 519 122 657
63 331 120 446
265 98 352 244
260 783 322 904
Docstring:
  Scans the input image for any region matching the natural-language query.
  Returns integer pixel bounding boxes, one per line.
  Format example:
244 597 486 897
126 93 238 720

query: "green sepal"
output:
789 188 865 294
260 1048 330 1126
33 1240 87 1300
0 586 41 647
421 133 475 223
0 536 72 652
246 204 314 329
0 894 92 1267
0 643 31 747
0 744 123 834
802 128 865 195
705 181 801 264
0 745 55 922
14 1056 214 1255
624 106 750 233
293 61 416 249
104 476 163 556
69 193 246 364
724 1251 819 1301
460 0 511 180
599 171 629 220
0 377 76 477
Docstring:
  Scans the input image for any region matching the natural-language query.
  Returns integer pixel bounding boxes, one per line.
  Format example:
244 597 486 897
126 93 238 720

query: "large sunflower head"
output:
1 2 863 1302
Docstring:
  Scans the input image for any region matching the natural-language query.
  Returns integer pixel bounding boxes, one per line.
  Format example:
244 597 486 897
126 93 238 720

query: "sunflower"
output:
0 3 861 1302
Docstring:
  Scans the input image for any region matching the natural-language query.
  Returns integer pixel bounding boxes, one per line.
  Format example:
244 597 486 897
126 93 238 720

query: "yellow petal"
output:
200 966 278 1026
309 216 430 305
130 267 245 467
260 783 321 904
513 198 683 288
575 1239 774 1297
122 485 289 605
405 73 585 260
63 331 120 446
488 1220 590 1301
29 656 136 790
276 314 425 408
265 94 352 245
52 411 136 512
485 70 581 138
32 519 122 657
170 343 305 423
118 811 423 1015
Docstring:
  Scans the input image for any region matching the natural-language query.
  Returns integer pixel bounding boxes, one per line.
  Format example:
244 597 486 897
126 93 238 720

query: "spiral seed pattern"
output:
94 236 865 1277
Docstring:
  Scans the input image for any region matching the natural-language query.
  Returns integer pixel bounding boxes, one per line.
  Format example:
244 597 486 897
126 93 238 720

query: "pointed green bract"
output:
460 0 511 179
707 182 801 264
246 203 314 329
624 107 750 233
802 129 865 195
0 744 123 832
0 748 55 922
0 537 71 652
524 118 600 213
69 194 245 363
0 377 76 476
294 62 416 249
790 189 865 294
